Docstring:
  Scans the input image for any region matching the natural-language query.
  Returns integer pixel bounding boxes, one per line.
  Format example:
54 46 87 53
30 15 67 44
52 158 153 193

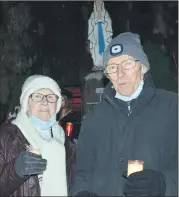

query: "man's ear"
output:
141 64 147 75
140 64 147 80
104 72 109 79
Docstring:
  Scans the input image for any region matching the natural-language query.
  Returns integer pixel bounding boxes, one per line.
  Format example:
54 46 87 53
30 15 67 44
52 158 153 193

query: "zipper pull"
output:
51 127 53 138
127 101 132 116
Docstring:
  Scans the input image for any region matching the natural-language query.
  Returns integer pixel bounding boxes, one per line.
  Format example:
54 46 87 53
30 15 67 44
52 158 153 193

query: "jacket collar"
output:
103 72 156 116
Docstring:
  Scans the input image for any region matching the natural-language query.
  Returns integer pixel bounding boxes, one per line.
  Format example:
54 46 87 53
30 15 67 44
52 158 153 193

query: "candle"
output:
127 160 144 177
26 145 41 155
66 122 73 136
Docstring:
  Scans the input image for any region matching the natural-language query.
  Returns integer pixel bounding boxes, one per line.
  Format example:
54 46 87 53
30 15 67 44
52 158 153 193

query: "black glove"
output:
15 151 47 178
123 169 166 196
76 190 98 197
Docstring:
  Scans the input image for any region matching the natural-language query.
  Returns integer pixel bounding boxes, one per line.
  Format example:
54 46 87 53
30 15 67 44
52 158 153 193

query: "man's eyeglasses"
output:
104 59 139 74
30 93 59 103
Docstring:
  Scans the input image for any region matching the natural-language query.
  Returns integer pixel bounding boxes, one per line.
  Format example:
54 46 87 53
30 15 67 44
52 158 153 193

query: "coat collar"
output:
103 72 156 116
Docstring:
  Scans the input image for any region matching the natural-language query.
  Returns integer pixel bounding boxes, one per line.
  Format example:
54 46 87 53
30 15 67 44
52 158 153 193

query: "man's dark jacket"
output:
71 74 178 196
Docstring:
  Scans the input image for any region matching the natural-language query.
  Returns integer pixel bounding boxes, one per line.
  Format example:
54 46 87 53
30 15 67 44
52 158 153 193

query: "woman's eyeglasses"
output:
30 93 59 103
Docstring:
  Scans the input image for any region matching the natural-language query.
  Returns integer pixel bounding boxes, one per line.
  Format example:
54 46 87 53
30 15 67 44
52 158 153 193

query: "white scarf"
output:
12 110 68 196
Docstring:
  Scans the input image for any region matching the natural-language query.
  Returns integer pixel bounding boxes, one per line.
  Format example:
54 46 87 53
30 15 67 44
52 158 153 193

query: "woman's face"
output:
61 96 66 108
95 0 103 11
28 88 58 121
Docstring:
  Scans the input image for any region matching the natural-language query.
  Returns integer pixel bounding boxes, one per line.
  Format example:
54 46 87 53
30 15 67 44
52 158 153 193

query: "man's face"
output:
106 55 146 96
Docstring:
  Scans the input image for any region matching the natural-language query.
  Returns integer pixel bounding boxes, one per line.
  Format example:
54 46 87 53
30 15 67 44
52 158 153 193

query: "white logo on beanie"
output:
110 44 123 56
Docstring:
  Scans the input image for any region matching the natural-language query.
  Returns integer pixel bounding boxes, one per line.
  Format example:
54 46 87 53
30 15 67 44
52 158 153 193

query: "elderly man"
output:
71 32 177 196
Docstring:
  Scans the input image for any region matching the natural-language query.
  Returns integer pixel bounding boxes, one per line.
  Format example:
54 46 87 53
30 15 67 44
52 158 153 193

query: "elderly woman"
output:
0 75 67 196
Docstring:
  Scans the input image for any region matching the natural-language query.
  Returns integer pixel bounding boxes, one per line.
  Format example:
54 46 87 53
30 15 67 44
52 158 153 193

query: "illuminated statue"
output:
88 0 113 70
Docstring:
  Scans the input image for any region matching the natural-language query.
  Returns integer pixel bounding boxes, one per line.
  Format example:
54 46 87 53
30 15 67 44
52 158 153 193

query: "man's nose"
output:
117 65 125 78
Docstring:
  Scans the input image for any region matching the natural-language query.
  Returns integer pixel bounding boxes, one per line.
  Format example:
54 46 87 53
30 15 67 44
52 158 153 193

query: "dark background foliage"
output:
0 1 178 121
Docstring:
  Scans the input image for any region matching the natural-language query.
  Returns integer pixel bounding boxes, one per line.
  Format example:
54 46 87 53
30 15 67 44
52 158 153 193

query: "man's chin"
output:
116 88 133 97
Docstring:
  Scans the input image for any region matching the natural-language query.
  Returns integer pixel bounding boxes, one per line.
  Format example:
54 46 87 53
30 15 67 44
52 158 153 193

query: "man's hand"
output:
123 169 166 196
76 190 98 196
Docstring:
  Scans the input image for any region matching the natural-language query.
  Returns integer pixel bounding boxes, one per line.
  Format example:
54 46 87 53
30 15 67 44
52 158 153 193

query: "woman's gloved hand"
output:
15 151 47 178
